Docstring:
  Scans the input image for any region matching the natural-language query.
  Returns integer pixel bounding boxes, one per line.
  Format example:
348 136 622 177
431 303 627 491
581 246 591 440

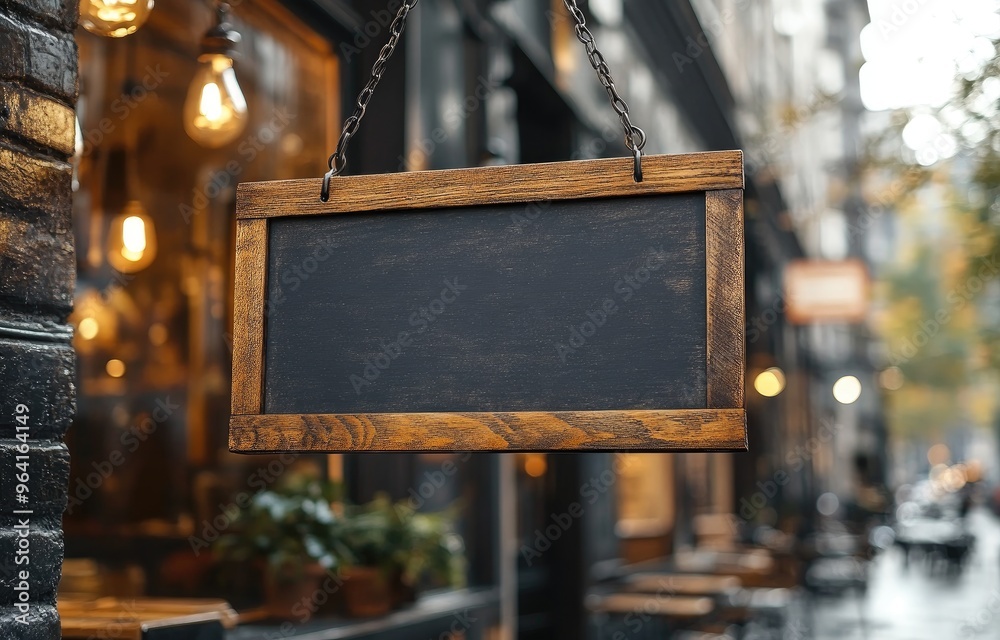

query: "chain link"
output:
561 0 645 155
321 0 646 199
322 0 418 200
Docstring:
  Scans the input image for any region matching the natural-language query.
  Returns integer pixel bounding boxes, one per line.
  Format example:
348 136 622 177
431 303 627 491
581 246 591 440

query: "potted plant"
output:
214 478 467 619
336 495 466 616
214 479 342 618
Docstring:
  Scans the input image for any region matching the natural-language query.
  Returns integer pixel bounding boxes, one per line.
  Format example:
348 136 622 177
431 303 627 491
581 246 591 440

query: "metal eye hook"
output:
630 126 646 183
632 144 643 183
320 153 347 202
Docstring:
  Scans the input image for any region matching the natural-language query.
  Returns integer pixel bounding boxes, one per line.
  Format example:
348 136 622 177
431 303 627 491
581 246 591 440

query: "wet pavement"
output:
797 508 1000 639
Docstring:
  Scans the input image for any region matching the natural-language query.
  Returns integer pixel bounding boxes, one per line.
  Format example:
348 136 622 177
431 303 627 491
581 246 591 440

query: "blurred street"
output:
795 508 1000 640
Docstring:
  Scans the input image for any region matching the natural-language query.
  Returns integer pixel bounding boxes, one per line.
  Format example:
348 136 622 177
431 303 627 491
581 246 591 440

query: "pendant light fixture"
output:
183 2 248 148
108 43 157 274
79 0 154 38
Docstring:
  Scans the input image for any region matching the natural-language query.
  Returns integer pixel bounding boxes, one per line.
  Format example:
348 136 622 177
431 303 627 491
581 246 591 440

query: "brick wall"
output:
0 0 77 638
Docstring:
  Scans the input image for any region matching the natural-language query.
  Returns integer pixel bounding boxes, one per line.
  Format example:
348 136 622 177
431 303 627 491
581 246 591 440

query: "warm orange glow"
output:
107 201 157 273
78 317 99 340
120 215 147 261
79 0 154 37
754 367 786 397
148 322 168 346
524 454 547 478
106 359 126 378
184 55 248 147
927 443 950 466
879 366 904 390
965 460 983 483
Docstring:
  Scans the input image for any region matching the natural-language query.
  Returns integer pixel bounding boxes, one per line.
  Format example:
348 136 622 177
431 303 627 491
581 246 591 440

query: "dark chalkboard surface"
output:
229 152 746 452
264 194 706 414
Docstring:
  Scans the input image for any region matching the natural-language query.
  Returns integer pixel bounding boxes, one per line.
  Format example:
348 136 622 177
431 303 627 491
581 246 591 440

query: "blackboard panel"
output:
263 194 706 414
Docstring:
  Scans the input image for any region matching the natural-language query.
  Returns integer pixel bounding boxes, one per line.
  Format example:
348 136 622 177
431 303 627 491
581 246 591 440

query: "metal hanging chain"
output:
561 0 646 182
322 0 419 201
320 0 647 200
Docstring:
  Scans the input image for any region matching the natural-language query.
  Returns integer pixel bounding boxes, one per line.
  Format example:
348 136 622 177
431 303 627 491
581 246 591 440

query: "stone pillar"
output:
0 1 78 638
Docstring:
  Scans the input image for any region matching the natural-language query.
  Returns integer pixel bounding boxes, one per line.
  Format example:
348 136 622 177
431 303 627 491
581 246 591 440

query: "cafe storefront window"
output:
68 0 341 599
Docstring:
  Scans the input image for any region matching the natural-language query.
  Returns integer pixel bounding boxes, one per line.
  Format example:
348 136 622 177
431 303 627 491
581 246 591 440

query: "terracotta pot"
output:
340 566 392 617
263 562 327 619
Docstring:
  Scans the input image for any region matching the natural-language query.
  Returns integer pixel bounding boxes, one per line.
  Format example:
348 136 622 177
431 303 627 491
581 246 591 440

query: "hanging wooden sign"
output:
229 150 746 453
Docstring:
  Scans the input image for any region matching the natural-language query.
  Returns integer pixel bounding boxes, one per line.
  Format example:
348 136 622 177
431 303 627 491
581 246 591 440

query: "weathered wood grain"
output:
706 189 745 409
231 152 748 453
235 151 744 219
231 218 267 415
228 409 747 452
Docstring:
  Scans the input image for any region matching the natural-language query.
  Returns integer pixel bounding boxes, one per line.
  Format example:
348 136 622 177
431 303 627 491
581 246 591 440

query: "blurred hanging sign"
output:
784 259 869 324
228 151 748 452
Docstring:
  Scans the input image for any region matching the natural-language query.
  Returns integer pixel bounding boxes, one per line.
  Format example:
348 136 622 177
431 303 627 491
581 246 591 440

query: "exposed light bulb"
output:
107 200 157 273
199 82 224 122
121 215 147 259
184 54 248 148
79 0 154 37
185 3 247 149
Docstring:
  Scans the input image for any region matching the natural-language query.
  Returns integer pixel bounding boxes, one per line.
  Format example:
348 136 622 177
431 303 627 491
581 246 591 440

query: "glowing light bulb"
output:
121 215 147 261
107 201 157 273
199 82 223 122
79 0 154 37
184 54 248 148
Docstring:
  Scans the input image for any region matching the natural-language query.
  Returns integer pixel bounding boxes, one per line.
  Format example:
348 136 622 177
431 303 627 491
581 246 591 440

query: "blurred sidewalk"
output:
796 508 1000 639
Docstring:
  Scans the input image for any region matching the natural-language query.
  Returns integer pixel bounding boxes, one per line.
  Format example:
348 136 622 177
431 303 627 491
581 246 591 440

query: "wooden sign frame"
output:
230 151 746 453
